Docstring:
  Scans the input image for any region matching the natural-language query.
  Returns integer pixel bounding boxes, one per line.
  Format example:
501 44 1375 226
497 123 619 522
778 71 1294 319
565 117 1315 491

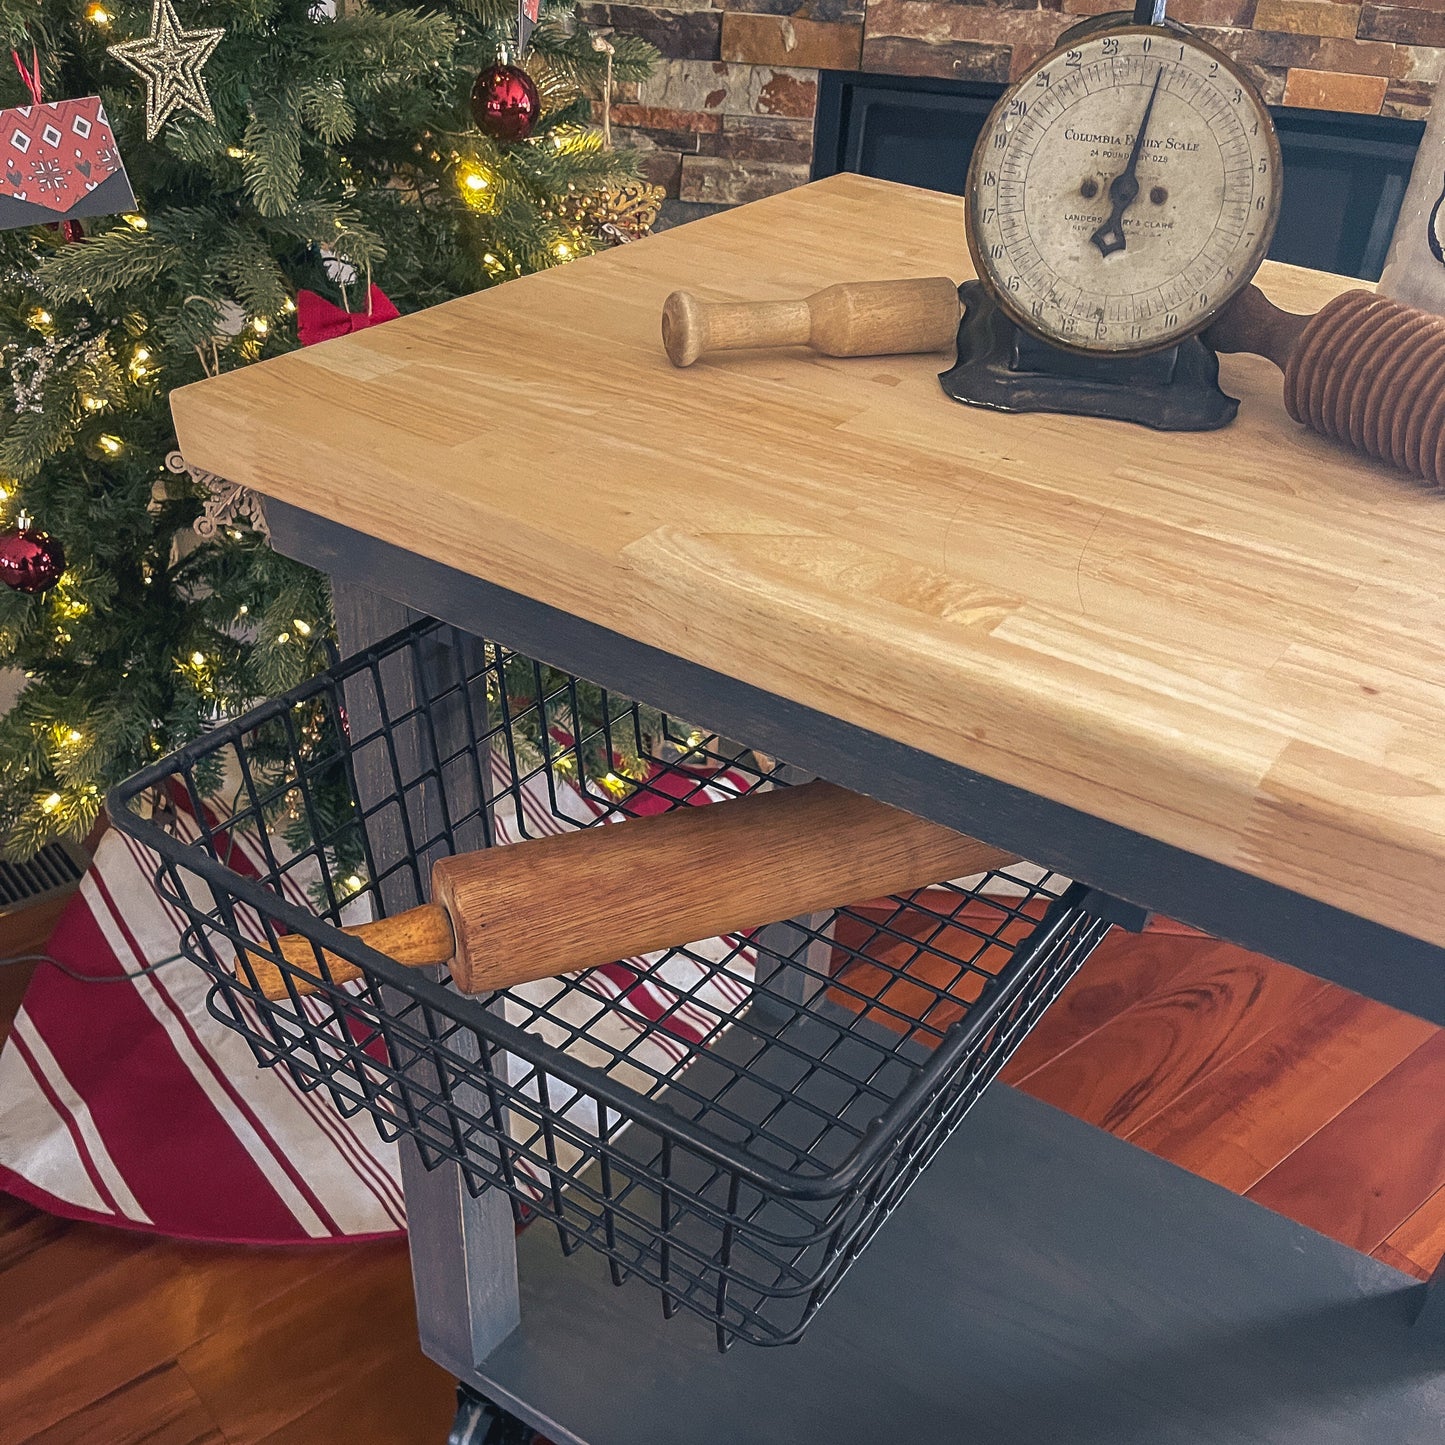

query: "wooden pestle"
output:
661 278 960 368
1204 282 1445 484
248 780 1018 1001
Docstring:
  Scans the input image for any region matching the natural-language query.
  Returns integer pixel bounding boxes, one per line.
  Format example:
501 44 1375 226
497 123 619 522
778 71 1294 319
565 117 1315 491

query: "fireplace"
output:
812 70 1424 281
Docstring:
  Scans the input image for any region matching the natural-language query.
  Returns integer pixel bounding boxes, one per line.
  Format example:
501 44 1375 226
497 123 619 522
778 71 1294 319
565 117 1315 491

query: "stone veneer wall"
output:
583 0 1443 212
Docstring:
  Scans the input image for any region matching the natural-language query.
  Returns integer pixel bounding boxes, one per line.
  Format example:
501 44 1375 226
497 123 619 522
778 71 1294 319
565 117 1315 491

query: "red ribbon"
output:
11 48 42 107
16 51 84 244
295 285 399 347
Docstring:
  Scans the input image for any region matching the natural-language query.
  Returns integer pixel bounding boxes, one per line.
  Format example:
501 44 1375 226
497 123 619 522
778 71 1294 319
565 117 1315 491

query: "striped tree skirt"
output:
0 757 756 1243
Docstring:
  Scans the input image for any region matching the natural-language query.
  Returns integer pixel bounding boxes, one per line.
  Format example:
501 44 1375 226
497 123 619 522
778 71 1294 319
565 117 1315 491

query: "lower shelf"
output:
460 1085 1442 1445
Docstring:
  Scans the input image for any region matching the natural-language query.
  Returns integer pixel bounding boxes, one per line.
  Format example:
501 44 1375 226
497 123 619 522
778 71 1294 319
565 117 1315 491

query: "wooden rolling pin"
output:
249 780 1016 1001
661 277 960 368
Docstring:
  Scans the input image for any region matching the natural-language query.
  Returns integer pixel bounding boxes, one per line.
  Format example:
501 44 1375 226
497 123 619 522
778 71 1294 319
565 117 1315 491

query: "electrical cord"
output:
0 780 297 990
0 949 184 984
0 780 250 988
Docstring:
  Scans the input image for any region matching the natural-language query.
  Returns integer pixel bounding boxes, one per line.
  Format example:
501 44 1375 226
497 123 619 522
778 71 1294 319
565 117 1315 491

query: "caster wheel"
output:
448 1383 540 1445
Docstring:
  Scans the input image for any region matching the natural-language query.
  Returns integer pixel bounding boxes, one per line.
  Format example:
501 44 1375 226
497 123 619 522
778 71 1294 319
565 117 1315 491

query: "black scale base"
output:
940 281 1240 431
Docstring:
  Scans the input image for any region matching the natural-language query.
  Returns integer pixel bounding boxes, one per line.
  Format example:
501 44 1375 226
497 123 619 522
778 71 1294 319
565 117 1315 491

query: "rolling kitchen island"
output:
165 173 1445 1443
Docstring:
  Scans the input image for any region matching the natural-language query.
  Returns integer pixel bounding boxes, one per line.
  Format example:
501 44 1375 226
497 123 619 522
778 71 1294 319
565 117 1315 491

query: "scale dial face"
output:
967 26 1282 355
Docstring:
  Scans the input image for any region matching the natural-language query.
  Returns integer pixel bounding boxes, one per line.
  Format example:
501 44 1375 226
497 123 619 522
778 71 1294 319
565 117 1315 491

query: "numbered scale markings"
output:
967 27 1282 355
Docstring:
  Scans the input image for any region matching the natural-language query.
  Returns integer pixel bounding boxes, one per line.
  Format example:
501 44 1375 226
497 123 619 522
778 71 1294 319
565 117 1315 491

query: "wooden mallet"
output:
662 277 1445 485
248 781 1017 1001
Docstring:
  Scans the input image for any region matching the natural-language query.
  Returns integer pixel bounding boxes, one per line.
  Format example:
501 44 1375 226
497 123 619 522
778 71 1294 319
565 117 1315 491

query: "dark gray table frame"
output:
274 501 1445 1025
270 500 1445 1445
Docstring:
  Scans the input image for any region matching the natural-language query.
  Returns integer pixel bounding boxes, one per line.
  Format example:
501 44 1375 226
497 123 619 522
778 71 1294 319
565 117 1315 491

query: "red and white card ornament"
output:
518 0 541 53
0 51 136 233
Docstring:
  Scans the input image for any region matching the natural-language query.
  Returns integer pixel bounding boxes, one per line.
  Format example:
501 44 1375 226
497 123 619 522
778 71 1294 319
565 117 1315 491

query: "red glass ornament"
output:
0 526 65 594
470 63 540 142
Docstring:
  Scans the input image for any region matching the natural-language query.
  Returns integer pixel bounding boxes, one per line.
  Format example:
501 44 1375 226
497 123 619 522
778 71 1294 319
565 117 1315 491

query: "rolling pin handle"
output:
661 289 705 367
663 291 810 367
1203 282 1311 370
247 901 456 1001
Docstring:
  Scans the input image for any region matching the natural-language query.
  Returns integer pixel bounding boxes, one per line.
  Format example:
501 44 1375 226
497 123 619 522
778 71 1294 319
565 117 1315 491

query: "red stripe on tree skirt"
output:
17 877 331 1241
88 863 346 1238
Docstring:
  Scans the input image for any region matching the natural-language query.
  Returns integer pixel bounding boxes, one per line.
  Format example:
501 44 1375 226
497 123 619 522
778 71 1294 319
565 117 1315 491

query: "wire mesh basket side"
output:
114 619 1116 1349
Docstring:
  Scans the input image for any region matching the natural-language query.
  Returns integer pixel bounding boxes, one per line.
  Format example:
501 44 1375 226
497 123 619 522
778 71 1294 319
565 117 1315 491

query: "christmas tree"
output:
0 0 657 857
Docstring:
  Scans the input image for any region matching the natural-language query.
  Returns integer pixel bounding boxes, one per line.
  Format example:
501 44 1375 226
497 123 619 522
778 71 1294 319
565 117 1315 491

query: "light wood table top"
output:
171 173 1445 951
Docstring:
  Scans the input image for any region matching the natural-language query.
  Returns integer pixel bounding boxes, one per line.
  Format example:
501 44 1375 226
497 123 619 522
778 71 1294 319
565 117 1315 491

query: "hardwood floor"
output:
6 902 1445 1442
0 892 73 1040
0 1190 451 1444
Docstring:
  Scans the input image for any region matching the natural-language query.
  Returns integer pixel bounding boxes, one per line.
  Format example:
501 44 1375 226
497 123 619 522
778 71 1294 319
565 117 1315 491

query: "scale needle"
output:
1089 67 1164 258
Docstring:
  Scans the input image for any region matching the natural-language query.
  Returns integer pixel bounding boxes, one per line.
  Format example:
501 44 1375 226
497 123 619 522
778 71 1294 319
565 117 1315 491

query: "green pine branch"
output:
38 230 172 303
0 0 661 857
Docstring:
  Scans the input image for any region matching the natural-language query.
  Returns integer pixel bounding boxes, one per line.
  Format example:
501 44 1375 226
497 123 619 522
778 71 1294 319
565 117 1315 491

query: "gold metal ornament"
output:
558 181 664 244
108 0 225 141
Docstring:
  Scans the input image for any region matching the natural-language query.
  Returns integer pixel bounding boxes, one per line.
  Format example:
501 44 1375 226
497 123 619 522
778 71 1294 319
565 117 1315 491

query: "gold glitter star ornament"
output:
107 0 225 141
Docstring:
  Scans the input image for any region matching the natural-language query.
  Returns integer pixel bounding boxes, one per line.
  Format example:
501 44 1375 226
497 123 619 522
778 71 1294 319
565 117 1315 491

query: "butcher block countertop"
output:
170 172 1445 952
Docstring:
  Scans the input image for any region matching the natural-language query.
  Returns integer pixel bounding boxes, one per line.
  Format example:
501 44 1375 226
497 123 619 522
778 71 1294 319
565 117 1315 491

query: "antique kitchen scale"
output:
663 0 1445 482
949 0 1281 430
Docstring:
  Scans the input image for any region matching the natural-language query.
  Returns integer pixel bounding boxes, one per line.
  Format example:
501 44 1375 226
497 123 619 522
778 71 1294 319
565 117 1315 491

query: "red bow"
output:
295 285 399 347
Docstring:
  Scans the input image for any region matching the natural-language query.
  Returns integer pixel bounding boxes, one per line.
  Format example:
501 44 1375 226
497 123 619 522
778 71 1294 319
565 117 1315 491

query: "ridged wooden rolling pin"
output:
249 781 1016 1001
1203 284 1445 486
661 277 960 368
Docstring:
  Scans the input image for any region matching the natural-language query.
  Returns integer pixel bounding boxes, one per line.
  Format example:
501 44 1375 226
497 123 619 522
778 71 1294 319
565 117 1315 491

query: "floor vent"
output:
0 841 87 912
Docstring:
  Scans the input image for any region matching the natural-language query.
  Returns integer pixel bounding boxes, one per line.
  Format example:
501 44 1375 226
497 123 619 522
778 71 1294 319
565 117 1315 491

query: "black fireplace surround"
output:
813 71 1424 281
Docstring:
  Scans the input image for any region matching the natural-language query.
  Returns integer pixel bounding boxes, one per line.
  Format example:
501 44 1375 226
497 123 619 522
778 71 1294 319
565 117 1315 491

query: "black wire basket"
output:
108 620 1114 1350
